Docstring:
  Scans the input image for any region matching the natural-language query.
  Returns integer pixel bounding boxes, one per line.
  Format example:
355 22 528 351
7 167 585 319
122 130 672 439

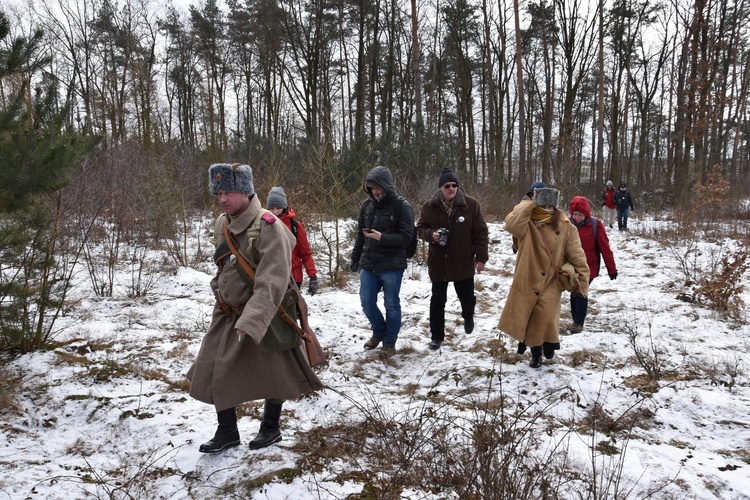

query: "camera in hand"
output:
437 228 450 246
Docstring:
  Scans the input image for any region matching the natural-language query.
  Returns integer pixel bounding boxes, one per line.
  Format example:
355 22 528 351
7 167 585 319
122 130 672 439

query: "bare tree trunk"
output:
597 0 604 186
513 0 527 190
482 0 495 179
410 0 423 136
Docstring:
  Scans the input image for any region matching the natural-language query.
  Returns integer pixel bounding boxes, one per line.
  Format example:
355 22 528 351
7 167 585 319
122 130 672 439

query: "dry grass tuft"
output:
565 349 607 368
621 374 660 394
0 365 25 416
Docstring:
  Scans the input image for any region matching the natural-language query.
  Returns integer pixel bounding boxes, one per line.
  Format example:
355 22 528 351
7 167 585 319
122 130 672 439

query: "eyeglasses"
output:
442 183 458 189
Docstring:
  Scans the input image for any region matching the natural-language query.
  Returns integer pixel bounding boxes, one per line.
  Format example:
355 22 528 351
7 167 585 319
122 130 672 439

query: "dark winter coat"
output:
615 189 634 210
497 200 589 347
351 166 414 272
569 196 617 280
187 195 324 411
416 188 489 282
278 207 317 284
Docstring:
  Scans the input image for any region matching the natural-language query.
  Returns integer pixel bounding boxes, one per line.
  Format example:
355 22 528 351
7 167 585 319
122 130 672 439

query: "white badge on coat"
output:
458 216 465 223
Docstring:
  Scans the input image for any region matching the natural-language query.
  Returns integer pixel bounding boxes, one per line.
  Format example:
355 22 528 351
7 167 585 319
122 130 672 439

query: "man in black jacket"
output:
615 182 635 231
351 166 414 357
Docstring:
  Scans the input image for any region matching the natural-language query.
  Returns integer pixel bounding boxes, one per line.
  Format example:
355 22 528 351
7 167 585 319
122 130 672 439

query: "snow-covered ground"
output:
1 213 749 499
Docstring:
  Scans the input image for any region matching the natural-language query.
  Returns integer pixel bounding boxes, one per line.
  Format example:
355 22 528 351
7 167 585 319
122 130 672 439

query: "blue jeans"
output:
359 268 404 347
617 208 629 230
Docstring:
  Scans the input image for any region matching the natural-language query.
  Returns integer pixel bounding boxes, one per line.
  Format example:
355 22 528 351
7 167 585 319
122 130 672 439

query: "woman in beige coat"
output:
498 187 589 368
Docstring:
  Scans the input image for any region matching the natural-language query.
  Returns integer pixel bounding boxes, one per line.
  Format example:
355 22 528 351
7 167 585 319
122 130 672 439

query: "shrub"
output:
695 245 749 319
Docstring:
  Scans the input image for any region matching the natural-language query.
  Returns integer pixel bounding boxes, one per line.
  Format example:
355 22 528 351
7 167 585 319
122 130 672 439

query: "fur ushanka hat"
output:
208 163 255 196
533 187 560 208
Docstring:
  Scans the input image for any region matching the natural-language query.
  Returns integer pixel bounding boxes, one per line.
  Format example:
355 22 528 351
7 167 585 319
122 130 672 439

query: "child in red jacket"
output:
568 196 618 333
266 187 319 295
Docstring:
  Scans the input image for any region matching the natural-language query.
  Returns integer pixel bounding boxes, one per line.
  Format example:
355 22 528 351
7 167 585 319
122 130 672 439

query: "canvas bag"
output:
558 262 582 294
536 225 583 295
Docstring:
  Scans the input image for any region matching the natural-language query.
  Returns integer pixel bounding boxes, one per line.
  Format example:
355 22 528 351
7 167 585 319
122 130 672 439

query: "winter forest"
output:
3 0 750 497
3 0 750 196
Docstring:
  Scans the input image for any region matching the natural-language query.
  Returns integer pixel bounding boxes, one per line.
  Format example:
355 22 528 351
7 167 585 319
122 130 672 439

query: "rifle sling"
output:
222 218 310 342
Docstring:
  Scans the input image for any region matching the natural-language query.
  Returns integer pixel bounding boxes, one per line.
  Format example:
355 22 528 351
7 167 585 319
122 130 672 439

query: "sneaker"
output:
428 340 442 350
379 345 396 358
569 323 584 334
464 317 474 334
364 336 382 349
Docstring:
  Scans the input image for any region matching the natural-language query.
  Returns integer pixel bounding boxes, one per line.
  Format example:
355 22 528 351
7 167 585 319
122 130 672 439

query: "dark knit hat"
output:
620 182 627 188
266 186 288 209
527 181 546 196
208 163 255 196
438 168 460 187
533 187 559 208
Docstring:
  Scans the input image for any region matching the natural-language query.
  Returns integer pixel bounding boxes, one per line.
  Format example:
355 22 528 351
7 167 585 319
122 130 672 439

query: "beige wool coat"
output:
498 200 590 347
187 195 324 411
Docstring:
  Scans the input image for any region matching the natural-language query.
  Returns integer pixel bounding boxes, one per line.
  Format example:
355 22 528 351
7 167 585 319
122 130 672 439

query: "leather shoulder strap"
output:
222 215 312 342
223 218 257 281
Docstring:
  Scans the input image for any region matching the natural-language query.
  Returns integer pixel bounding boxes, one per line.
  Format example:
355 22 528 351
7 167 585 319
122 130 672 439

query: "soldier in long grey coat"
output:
187 163 324 453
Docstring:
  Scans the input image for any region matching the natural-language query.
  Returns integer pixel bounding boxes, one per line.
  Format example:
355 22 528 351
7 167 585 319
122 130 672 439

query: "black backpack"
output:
394 197 418 259
406 225 418 259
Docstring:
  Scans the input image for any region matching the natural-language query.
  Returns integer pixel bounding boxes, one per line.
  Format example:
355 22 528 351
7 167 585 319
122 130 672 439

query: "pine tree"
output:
0 10 95 352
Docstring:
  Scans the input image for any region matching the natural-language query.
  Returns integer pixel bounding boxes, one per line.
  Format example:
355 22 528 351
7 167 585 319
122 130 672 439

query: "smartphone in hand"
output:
363 228 373 233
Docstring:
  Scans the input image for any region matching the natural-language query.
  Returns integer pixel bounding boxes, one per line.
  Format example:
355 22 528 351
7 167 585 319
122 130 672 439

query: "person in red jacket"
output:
600 180 616 229
568 196 618 333
266 187 319 295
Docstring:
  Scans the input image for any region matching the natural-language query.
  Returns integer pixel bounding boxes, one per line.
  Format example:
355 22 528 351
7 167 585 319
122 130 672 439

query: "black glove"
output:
350 261 360 272
308 276 319 295
609 273 618 280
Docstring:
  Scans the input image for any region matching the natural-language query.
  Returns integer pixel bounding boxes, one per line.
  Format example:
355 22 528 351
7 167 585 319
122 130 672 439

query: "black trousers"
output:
430 277 476 342
570 293 589 325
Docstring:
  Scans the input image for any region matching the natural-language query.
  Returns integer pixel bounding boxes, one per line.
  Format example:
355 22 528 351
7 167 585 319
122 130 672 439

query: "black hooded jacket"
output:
351 166 414 272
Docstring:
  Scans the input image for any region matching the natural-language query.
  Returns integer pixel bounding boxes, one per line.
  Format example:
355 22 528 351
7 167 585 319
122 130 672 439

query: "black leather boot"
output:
199 407 240 453
529 346 543 369
464 316 474 334
248 400 283 450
